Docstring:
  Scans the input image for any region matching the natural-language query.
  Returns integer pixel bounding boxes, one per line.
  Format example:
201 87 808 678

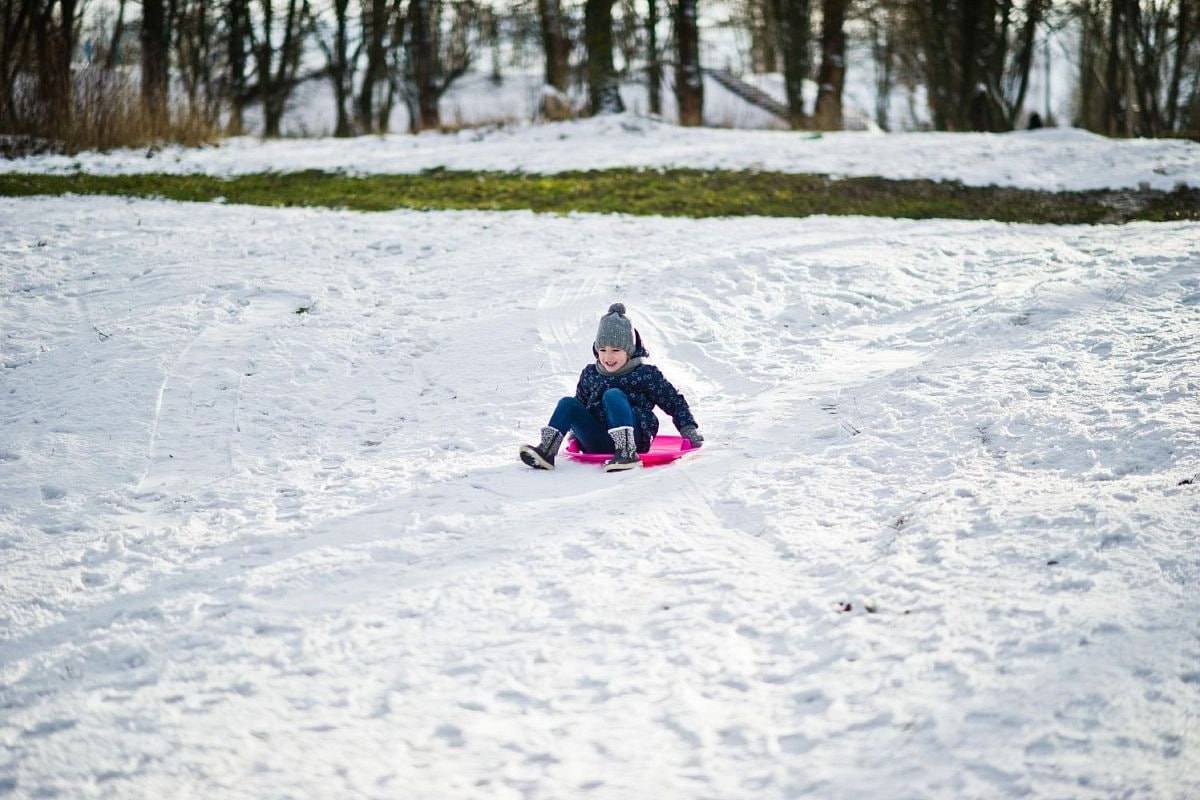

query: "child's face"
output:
597 346 629 372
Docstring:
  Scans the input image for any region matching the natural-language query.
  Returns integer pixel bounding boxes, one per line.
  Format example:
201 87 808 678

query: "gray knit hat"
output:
595 303 635 353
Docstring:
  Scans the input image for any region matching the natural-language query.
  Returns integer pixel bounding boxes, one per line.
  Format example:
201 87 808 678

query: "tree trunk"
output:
352 0 400 133
538 0 571 92
258 0 306 138
226 0 248 134
201 0 221 123
674 0 702 125
1165 0 1190 131
409 0 440 130
357 0 386 132
175 0 217 124
1005 0 1044 130
647 0 661 115
0 0 33 127
1078 0 1101 130
915 0 1044 132
918 0 952 130
959 0 1003 131
141 0 169 127
957 0 979 129
320 0 354 136
867 4 893 130
1103 0 1125 135
585 0 624 114
380 0 406 133
369 1 407 134
104 0 126 68
336 0 354 136
279 0 308 133
1124 0 1165 137
771 0 810 127
1187 71 1200 134
252 0 274 134
813 0 846 130
38 0 77 134
750 0 777 73
177 1 196 115
197 1 213 119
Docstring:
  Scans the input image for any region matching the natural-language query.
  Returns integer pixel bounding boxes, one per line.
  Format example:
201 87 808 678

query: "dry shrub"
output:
4 66 222 156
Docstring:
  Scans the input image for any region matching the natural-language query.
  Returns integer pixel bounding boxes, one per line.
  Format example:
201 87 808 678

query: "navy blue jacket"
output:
574 338 697 452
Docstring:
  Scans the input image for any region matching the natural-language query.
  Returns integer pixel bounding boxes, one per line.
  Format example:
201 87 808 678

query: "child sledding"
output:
520 303 704 472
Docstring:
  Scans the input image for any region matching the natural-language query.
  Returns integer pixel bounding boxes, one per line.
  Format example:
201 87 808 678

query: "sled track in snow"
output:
138 291 310 495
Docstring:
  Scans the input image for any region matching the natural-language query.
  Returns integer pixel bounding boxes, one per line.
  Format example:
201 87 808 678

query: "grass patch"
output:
1 168 1196 224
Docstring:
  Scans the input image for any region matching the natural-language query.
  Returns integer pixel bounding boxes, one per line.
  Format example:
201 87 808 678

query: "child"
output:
520 303 704 472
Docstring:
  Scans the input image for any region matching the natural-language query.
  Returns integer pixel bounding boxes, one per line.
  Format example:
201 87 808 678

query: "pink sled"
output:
564 435 695 468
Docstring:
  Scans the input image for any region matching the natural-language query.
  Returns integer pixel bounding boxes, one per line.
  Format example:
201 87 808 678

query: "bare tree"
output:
1164 0 1194 131
813 0 847 129
1076 0 1103 129
174 0 222 126
1005 0 1044 128
408 0 437 128
614 0 640 77
853 0 923 130
1122 0 1187 136
50 0 78 129
357 0 403 133
740 0 778 73
1101 0 1126 133
1 0 37 129
480 2 501 81
913 0 1046 131
4 0 81 135
103 0 126 69
0 0 59 130
537 0 571 118
646 0 661 114
675 0 702 124
585 0 623 113
141 0 169 126
537 0 571 92
860 0 895 129
314 0 361 136
1073 0 1198 136
405 0 473 131
249 0 311 138
771 0 811 126
225 0 251 134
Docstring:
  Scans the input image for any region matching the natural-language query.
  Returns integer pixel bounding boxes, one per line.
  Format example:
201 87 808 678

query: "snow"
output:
2 46 1199 786
2 186 1199 797
5 111 1199 192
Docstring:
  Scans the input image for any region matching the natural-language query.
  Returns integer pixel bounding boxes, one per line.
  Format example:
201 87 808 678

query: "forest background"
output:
2 0 1198 155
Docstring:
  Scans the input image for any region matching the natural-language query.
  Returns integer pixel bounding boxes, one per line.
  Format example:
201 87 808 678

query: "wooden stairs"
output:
703 69 792 123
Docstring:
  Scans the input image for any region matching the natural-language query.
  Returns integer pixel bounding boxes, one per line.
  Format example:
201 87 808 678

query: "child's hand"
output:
680 425 704 448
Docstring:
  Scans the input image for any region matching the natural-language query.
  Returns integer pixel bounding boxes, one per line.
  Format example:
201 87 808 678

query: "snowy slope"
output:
4 113 1199 192
2 195 1198 798
244 70 799 135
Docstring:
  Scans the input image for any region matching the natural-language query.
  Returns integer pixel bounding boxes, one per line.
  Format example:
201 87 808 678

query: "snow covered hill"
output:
2 192 1198 797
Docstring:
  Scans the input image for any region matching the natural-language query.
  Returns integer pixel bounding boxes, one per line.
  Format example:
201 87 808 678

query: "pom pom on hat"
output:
608 303 626 315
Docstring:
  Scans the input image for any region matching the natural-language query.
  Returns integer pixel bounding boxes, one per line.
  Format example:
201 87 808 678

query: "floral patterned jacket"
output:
574 338 697 452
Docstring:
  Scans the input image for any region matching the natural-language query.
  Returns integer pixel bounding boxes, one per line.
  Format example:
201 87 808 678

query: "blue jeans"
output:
548 389 636 454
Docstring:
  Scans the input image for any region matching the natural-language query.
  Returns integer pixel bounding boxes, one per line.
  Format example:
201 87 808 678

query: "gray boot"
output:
520 426 564 470
603 426 641 472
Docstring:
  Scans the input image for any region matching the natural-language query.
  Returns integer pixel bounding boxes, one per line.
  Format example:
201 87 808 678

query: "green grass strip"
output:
1 168 1196 224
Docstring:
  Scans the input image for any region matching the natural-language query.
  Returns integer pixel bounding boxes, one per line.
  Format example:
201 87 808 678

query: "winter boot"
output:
603 426 641 472
520 426 564 470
